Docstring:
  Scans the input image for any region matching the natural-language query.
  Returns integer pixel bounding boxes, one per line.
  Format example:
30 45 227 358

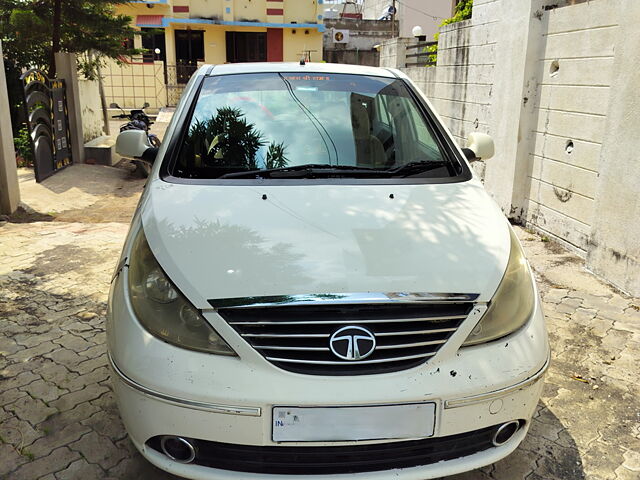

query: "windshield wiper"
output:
218 161 451 179
218 164 386 179
387 161 451 177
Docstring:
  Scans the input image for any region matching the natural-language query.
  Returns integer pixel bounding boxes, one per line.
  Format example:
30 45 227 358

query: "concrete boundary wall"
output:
101 59 167 110
379 0 640 296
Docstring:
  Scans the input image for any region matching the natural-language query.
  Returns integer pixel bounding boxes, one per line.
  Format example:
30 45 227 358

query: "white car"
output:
110 63 549 479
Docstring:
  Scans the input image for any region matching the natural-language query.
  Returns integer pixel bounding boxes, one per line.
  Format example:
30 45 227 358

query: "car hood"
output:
141 179 510 309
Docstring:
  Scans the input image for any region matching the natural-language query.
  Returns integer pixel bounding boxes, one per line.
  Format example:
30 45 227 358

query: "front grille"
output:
218 302 474 375
147 423 505 474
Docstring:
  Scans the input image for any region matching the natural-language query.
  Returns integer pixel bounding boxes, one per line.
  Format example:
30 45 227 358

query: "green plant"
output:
13 126 33 167
20 448 34 461
265 142 289 169
428 0 474 65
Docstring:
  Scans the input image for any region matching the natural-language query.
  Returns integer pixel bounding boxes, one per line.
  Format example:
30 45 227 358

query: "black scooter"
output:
111 102 161 178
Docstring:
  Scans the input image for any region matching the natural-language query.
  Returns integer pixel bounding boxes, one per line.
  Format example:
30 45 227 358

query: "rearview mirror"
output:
142 102 150 108
109 102 120 109
464 133 495 161
116 130 152 158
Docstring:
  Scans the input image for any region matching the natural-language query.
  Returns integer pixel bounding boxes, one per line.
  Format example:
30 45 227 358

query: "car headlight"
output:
463 227 535 346
127 228 236 356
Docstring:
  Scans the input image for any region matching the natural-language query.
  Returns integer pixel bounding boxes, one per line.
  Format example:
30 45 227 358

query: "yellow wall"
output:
189 0 224 18
283 28 323 62
283 0 322 24
233 0 266 22
117 1 322 24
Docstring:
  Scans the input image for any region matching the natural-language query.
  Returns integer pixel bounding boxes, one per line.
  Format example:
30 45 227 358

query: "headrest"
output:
351 101 370 140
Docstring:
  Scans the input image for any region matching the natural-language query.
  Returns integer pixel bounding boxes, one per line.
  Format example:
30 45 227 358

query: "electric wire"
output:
394 0 445 21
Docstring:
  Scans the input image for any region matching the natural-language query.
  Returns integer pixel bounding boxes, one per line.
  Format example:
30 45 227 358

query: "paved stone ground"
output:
1 164 639 479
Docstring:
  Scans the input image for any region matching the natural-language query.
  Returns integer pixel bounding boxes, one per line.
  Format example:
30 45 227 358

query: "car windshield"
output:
172 72 458 179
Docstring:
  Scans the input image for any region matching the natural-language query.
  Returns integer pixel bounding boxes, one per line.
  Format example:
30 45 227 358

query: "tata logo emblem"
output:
329 326 376 361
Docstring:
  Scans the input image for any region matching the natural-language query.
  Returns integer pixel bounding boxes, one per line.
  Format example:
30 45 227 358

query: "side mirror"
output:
142 102 150 108
465 132 494 161
109 102 120 109
116 130 151 158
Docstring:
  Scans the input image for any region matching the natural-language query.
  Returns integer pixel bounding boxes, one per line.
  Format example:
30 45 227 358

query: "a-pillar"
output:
54 53 85 164
0 40 20 215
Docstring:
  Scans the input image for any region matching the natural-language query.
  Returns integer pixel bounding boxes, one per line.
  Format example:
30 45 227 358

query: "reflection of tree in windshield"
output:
186 107 288 171
265 142 288 169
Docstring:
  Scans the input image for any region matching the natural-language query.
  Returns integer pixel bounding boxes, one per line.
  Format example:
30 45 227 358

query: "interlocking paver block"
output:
20 379 67 403
8 341 57 362
40 401 101 431
74 353 108 375
0 388 28 408
52 334 94 353
1 371 40 391
50 384 109 412
0 443 29 476
6 395 57 425
81 410 127 442
64 366 110 393
54 458 105 480
44 348 85 370
0 415 43 448
10 446 80 480
69 431 127 470
27 422 91 458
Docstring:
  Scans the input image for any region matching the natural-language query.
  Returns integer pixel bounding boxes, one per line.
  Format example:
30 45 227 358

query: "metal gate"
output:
165 64 198 106
20 69 73 182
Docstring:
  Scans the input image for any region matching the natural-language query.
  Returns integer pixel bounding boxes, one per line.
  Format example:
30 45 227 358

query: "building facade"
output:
104 0 325 108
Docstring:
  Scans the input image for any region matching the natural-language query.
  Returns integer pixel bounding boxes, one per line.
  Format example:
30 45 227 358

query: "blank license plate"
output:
272 403 436 442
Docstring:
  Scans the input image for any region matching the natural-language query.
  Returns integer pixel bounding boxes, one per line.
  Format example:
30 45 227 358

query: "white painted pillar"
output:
482 0 546 219
0 40 20 215
586 0 640 296
55 52 86 164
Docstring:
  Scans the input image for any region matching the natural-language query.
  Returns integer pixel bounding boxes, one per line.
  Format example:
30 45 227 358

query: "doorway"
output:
226 32 267 63
175 29 204 82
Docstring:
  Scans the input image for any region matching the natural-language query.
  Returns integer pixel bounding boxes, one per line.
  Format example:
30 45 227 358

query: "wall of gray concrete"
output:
379 0 640 296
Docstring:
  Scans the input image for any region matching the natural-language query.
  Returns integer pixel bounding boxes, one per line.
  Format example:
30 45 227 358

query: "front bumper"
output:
107 270 549 479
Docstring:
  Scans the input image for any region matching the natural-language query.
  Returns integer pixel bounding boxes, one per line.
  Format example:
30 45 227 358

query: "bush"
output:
14 126 33 167
429 0 474 65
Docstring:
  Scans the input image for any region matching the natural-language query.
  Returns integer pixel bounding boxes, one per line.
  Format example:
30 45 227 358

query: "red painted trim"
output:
341 13 363 19
267 0 283 2
266 8 284 15
136 14 164 26
173 6 189 13
267 28 283 62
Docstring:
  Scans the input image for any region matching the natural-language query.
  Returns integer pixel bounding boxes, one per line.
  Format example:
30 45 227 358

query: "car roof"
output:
202 62 398 78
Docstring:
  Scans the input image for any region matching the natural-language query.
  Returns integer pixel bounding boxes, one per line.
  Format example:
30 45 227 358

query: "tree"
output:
0 0 140 77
